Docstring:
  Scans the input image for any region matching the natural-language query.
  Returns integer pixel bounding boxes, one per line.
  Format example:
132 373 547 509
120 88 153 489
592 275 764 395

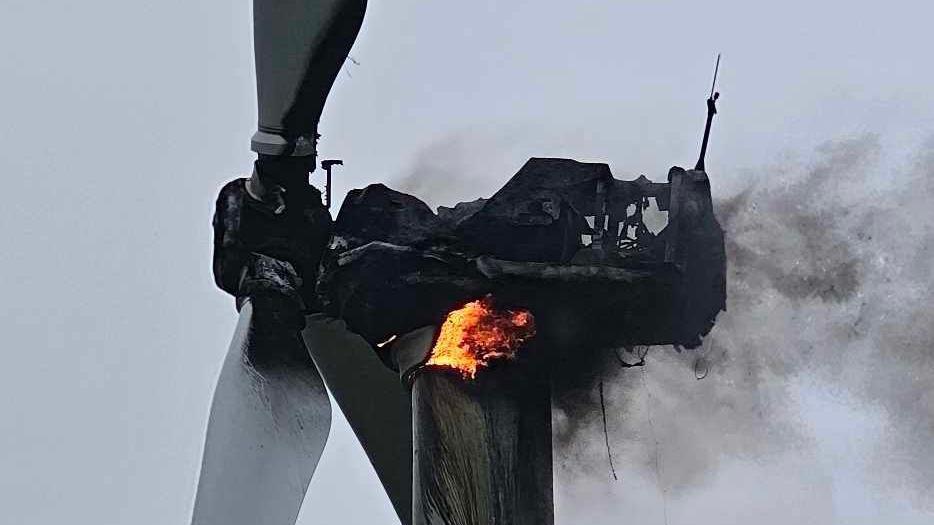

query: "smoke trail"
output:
392 133 509 209
555 134 934 522
391 132 934 520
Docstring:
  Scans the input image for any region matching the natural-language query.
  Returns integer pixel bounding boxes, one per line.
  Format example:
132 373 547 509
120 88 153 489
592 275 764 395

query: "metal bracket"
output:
320 159 343 208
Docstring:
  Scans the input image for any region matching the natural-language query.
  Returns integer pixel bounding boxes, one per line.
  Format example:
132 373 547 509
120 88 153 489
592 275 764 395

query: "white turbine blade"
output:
191 300 332 525
302 315 414 525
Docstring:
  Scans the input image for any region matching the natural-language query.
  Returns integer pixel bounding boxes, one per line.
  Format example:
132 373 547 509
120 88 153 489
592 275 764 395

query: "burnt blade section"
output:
389 312 552 525
411 348 553 525
413 372 553 525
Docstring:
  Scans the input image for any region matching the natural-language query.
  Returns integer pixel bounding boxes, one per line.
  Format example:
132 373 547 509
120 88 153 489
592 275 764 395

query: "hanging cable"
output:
599 378 618 481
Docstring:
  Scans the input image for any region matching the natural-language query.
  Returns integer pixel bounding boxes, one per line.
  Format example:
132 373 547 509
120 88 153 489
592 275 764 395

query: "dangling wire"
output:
599 378 618 481
602 345 650 481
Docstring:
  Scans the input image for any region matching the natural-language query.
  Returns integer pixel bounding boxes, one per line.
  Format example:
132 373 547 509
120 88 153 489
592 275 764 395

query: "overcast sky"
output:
2 1 933 524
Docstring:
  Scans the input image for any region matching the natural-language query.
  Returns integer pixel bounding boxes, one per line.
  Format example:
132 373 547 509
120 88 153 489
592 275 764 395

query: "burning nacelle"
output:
205 155 725 525
309 158 727 525
318 158 726 350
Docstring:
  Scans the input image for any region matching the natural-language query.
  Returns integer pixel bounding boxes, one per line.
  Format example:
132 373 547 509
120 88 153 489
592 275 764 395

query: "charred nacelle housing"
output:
318 157 727 353
310 157 727 525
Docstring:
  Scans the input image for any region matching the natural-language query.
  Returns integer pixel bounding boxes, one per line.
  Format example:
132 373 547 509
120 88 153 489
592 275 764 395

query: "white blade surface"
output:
301 315 414 525
192 300 331 525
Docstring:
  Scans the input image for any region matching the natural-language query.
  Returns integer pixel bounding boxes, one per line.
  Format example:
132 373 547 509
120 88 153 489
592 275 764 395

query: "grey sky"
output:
1 1 933 524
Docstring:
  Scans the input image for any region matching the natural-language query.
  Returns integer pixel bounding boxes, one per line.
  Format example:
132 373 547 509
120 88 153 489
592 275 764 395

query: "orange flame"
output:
426 297 536 379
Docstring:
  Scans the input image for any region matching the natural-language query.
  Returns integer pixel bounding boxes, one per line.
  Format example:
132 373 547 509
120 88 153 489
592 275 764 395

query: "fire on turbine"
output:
425 296 536 379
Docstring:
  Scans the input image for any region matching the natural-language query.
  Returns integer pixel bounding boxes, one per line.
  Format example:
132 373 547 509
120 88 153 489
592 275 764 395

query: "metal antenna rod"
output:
695 54 721 171
709 53 721 99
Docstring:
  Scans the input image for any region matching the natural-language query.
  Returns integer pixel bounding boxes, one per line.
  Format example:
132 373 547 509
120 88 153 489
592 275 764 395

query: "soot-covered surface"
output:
317 157 726 363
